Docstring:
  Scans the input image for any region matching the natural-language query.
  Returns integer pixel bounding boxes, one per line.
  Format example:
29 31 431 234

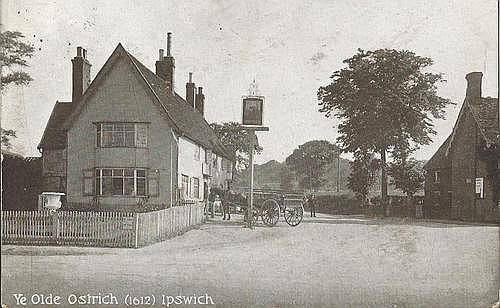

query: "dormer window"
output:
96 122 148 148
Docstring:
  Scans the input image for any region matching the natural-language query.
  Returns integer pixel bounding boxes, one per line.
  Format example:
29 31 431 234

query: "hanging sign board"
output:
475 177 484 199
242 96 264 126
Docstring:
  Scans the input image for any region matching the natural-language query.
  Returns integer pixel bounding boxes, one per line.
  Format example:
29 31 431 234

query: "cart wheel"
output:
261 199 280 226
284 204 304 227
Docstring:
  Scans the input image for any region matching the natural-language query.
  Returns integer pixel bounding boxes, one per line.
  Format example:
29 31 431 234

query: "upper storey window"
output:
96 123 147 148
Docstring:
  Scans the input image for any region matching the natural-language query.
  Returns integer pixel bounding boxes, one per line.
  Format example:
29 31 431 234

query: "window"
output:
192 178 200 199
95 168 147 196
181 175 189 199
96 123 147 148
433 171 440 183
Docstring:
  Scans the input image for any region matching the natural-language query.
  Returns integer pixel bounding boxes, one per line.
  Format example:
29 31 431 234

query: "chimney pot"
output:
465 72 483 100
166 32 172 56
189 72 193 83
82 49 87 59
159 49 164 60
198 86 203 94
77 46 83 57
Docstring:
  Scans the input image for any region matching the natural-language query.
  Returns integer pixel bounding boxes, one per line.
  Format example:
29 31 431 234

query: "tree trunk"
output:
381 148 388 216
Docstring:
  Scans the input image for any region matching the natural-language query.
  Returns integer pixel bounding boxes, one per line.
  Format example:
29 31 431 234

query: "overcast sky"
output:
2 0 498 163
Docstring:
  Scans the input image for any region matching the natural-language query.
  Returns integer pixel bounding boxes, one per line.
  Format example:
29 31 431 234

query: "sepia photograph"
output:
1 0 499 307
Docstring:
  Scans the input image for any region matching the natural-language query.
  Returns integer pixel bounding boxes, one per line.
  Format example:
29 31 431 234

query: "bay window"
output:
95 168 147 196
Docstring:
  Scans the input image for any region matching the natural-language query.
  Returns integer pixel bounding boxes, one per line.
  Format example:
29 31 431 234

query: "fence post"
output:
134 213 139 248
52 211 59 243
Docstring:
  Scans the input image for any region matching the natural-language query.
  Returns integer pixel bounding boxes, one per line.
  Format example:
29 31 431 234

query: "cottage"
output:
423 72 499 222
38 33 234 210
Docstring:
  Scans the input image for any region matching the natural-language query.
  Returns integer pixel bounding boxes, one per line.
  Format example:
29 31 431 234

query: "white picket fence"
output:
1 202 205 248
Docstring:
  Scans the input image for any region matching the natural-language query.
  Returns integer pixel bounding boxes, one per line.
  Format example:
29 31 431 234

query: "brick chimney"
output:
465 72 482 100
195 86 205 116
186 72 195 108
72 46 92 103
155 32 175 93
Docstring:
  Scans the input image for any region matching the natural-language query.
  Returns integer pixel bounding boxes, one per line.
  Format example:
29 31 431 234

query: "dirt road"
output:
1 214 498 307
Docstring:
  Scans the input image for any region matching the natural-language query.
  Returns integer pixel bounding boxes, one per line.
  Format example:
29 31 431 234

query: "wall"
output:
178 136 204 200
66 56 175 210
450 105 498 221
42 148 66 192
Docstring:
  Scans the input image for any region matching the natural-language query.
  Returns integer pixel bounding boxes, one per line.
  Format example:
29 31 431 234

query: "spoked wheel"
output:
284 204 304 227
261 199 280 226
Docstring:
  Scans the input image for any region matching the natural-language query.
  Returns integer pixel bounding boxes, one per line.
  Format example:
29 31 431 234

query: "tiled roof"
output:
468 97 499 146
125 51 232 159
423 135 451 170
40 44 232 160
37 101 73 149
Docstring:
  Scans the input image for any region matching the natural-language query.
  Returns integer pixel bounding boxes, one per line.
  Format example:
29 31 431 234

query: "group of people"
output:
207 186 232 220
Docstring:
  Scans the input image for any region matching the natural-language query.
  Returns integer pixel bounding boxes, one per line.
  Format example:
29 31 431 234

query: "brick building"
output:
38 34 234 211
424 72 499 222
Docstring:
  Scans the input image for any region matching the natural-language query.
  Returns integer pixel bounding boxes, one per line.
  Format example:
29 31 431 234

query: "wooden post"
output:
248 132 255 229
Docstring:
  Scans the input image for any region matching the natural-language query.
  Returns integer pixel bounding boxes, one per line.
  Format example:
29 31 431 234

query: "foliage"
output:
0 31 34 92
317 48 453 203
347 151 380 200
388 158 425 198
285 140 338 190
279 165 295 190
1 128 16 148
387 142 425 198
1 31 34 148
210 121 263 171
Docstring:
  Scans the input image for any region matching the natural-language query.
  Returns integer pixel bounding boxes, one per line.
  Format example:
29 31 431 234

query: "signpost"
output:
241 80 268 229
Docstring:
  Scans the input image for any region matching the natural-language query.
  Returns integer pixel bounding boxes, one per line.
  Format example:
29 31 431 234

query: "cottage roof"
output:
37 101 73 150
423 135 451 170
468 97 499 146
40 44 232 161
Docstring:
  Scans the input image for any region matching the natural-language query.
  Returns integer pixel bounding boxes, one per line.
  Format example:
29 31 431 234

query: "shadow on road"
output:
301 215 498 228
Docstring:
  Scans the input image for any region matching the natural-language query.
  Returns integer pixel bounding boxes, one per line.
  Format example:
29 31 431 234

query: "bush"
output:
309 194 362 215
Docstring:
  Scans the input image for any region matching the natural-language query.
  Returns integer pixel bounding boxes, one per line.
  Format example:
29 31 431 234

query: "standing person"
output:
309 193 316 217
208 187 216 218
222 186 232 220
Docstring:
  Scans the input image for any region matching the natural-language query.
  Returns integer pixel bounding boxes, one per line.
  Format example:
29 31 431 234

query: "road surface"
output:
1 214 498 307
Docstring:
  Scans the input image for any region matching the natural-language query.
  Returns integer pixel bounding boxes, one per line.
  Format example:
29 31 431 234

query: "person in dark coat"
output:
208 188 217 218
222 186 232 220
309 193 316 217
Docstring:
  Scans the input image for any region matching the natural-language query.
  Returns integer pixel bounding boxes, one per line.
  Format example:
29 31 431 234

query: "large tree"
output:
210 121 262 171
1 31 34 148
347 151 380 201
285 140 338 191
317 48 452 213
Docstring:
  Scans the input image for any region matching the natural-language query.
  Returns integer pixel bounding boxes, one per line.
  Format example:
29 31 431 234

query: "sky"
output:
1 0 498 163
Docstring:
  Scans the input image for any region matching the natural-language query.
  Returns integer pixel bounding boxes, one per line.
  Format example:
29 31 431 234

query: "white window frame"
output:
96 122 148 148
95 168 147 196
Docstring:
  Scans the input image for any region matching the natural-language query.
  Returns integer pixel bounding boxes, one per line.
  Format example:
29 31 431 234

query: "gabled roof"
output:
37 101 73 150
126 52 231 159
43 43 232 160
468 97 499 146
423 135 451 170
445 96 500 155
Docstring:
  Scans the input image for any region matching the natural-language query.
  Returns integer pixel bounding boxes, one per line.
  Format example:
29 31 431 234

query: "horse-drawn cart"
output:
245 189 305 227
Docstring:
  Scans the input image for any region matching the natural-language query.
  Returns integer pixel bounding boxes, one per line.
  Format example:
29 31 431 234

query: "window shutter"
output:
82 169 94 196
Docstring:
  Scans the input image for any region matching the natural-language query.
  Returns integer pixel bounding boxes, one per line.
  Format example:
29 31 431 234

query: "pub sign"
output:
242 96 264 126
